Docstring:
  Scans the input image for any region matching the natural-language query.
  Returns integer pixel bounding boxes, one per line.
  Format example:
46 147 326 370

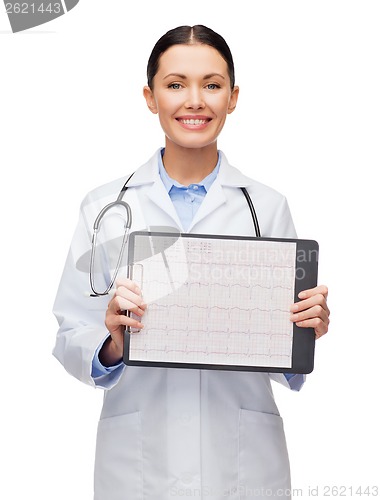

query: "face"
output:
143 44 239 151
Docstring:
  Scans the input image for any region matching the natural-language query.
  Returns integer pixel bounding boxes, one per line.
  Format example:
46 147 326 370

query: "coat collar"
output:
125 149 255 231
125 149 255 188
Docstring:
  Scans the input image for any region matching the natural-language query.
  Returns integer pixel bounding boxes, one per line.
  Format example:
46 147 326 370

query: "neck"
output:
162 140 219 185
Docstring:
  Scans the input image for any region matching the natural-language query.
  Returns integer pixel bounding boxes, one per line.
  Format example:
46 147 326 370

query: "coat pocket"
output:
238 409 291 499
94 411 143 500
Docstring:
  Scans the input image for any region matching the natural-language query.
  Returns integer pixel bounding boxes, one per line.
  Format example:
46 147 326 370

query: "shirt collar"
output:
158 147 221 193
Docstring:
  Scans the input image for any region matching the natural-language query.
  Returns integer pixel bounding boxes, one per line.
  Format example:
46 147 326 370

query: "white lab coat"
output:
53 149 302 500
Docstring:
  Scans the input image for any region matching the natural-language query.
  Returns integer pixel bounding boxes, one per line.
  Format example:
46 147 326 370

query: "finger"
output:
116 297 146 317
293 317 329 339
115 277 142 295
120 313 145 333
298 285 328 300
106 310 144 331
112 286 146 311
290 293 329 315
115 286 146 309
290 304 329 326
109 295 146 317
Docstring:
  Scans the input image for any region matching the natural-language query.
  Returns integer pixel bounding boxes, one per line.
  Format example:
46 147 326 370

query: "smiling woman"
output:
143 43 239 180
52 24 330 500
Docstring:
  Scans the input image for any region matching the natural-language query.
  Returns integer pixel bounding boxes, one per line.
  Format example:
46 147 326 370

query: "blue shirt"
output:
158 149 221 231
92 149 304 390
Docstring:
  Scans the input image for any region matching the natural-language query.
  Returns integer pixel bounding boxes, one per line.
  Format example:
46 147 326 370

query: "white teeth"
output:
180 119 207 125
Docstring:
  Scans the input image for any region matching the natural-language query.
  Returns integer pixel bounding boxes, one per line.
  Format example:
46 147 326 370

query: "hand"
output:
290 285 330 339
100 278 146 366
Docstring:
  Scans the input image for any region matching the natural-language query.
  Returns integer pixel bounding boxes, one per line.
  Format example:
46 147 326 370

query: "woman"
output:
53 25 329 500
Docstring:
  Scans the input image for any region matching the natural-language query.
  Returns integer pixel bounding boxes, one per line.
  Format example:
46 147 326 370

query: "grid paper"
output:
128 235 296 368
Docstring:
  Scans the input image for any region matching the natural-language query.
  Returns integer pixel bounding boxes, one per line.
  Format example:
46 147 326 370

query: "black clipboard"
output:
123 231 318 374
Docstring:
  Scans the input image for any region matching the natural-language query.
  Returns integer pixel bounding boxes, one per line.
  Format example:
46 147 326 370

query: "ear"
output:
143 86 158 114
227 85 239 114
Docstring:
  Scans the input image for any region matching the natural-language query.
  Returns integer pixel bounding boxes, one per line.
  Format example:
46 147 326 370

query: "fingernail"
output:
290 304 298 312
298 291 307 299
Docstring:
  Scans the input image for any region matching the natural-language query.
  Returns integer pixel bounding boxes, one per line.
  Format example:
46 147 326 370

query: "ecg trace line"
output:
140 327 291 338
147 304 291 313
145 279 293 291
130 347 291 359
131 237 296 368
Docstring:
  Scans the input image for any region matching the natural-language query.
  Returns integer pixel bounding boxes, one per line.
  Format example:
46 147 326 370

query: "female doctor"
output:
53 25 330 500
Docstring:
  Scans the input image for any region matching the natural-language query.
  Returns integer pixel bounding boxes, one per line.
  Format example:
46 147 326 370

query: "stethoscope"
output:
89 173 261 297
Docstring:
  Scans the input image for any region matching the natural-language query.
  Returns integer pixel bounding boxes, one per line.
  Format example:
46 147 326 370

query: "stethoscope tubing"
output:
89 174 135 296
89 174 261 297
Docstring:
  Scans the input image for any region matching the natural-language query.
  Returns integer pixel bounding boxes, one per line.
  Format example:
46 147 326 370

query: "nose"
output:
184 86 205 109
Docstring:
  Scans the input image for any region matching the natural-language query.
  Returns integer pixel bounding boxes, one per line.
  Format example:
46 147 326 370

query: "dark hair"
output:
147 25 235 89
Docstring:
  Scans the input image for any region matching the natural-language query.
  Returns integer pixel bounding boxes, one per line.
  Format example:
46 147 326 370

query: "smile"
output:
176 116 212 129
179 118 208 125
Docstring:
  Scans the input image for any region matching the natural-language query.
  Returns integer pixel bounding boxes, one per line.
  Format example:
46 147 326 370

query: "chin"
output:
167 134 218 151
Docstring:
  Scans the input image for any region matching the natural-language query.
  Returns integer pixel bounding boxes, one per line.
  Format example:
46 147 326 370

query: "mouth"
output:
175 116 212 129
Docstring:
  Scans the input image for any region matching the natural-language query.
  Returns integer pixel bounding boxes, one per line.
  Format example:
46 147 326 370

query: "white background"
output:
1 1 379 498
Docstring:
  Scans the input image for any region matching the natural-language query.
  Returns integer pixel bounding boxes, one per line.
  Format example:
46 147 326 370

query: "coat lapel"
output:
126 150 183 230
126 149 255 233
187 181 227 232
187 151 254 232
145 181 184 230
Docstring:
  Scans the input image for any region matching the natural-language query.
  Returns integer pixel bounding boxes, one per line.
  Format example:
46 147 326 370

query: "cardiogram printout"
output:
126 232 298 369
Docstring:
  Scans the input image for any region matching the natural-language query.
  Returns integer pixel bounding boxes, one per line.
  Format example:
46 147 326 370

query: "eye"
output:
168 83 182 90
206 83 221 90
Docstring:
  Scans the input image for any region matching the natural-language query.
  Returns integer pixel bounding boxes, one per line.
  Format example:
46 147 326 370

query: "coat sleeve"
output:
266 194 297 240
52 196 125 389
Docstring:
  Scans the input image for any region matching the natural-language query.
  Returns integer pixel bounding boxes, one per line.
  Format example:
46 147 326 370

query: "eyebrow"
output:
163 72 225 80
